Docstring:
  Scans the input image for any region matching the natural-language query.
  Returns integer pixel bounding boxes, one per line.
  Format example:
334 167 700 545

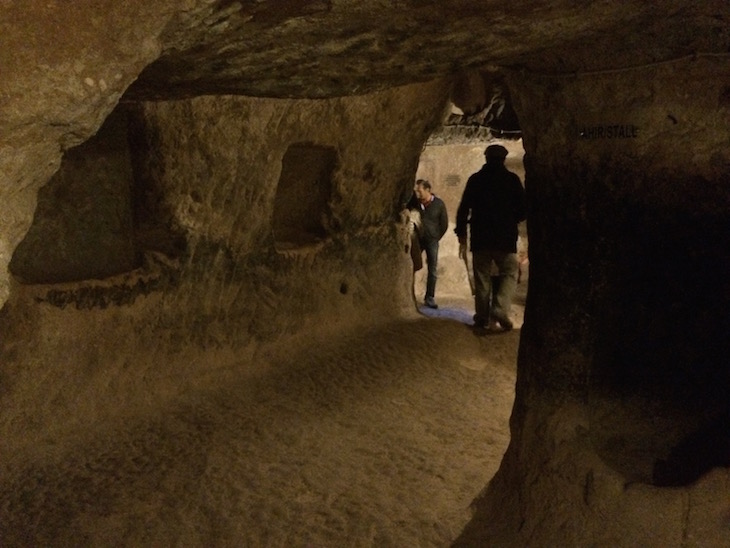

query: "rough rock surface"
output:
1 1 730 546
456 55 730 547
0 82 449 449
0 311 519 546
2 1 728 303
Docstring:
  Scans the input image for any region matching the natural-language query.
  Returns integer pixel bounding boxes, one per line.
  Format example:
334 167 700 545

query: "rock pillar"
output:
457 56 730 547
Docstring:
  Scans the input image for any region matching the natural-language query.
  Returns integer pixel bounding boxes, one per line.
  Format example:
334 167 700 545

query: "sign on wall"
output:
580 124 639 139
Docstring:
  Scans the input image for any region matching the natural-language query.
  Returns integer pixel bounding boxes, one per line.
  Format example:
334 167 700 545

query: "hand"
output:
458 242 468 260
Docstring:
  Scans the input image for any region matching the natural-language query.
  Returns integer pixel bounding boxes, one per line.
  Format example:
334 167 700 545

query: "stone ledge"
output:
23 252 180 310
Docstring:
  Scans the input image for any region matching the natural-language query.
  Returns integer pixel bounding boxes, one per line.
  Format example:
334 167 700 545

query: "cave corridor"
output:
1 2 730 546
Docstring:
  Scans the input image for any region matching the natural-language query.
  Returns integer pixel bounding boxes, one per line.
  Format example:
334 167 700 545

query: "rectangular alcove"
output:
273 143 336 252
9 107 140 284
9 103 185 291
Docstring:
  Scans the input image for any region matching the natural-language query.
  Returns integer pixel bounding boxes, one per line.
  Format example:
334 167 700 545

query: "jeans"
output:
472 249 519 323
421 239 439 299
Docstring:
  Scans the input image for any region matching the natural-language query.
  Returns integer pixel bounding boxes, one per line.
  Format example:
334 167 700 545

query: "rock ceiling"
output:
123 0 730 100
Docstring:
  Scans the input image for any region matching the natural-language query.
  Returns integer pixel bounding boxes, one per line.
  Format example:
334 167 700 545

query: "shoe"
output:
425 296 438 309
493 315 513 331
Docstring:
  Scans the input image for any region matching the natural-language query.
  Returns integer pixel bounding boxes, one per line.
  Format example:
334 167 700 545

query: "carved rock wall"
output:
0 0 205 304
456 56 730 547
0 81 450 453
10 108 140 284
2 1 730 545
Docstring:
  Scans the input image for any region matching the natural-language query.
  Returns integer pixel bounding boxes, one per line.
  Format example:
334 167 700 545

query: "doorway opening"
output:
411 97 527 328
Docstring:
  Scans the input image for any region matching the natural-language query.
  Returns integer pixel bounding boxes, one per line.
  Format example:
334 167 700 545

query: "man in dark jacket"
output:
455 144 526 330
413 179 449 309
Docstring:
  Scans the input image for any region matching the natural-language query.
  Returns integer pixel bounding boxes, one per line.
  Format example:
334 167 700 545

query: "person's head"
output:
414 179 432 202
485 144 508 164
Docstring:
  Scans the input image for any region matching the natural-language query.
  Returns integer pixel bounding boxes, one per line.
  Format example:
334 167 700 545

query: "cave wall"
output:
3 2 730 546
0 1 208 305
0 81 450 454
9 108 140 284
457 56 730 547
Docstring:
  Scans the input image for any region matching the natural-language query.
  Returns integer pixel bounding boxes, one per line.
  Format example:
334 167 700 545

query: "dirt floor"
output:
0 284 524 546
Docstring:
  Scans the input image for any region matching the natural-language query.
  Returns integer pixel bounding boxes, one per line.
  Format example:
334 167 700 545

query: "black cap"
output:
485 144 508 159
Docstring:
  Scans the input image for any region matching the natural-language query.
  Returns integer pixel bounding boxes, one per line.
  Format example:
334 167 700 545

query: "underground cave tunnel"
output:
2 2 730 546
18 75 730 496
7 72 730 518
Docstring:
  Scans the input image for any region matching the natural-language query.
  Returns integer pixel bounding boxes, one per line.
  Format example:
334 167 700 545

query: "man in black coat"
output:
413 179 449 309
455 144 526 330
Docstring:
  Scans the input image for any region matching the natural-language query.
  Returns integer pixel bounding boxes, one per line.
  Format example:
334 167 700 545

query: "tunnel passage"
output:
2 1 730 544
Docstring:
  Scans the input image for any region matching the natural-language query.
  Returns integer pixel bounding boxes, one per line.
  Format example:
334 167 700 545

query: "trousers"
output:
472 249 519 323
421 239 439 299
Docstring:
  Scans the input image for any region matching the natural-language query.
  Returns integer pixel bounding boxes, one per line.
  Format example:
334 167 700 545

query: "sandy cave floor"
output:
0 290 524 547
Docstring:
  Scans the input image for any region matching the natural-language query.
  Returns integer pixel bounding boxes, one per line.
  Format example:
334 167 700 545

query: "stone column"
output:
457 56 730 546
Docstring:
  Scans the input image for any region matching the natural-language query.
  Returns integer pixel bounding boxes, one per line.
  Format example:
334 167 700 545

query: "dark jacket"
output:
455 161 526 253
417 195 449 243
